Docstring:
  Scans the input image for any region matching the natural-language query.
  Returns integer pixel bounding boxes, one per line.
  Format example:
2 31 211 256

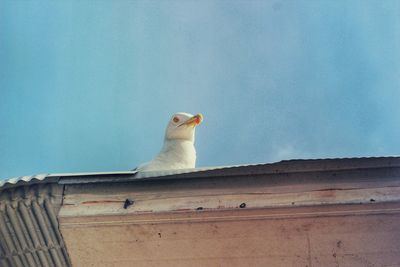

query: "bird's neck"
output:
161 139 195 153
153 139 196 168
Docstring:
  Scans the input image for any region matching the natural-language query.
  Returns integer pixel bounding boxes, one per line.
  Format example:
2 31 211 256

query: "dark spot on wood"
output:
240 203 246 208
196 207 203 210
123 198 134 209
370 198 375 202
337 240 342 248
158 232 161 238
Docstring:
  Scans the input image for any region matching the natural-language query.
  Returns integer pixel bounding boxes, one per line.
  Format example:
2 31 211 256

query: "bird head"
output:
165 112 203 142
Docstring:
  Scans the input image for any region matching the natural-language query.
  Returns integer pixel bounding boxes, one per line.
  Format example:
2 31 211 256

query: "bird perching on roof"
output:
136 112 203 172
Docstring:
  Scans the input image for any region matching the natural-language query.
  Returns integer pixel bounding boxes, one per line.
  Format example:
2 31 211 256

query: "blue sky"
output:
0 1 399 178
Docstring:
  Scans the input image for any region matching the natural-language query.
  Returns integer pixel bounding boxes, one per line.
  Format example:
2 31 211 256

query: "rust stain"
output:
134 210 154 213
173 208 193 212
315 189 337 198
82 200 122 204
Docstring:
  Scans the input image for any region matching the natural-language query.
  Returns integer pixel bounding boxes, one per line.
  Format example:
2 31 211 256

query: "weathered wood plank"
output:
58 160 400 266
60 186 400 217
60 205 400 267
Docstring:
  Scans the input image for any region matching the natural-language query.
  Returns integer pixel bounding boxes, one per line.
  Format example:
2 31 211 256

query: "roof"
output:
2 156 400 190
1 156 400 267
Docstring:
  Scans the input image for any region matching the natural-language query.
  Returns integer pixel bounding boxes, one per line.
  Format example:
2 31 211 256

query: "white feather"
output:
137 112 202 172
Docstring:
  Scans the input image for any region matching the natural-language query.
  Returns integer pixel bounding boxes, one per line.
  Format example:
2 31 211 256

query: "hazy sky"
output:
1 1 399 178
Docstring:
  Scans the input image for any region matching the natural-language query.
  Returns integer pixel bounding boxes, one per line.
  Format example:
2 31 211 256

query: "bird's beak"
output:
179 114 203 127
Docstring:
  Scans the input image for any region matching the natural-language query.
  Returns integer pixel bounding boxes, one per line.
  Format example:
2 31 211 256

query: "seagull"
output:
136 112 203 172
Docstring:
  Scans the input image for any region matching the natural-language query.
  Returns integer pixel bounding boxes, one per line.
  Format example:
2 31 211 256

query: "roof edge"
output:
2 156 400 190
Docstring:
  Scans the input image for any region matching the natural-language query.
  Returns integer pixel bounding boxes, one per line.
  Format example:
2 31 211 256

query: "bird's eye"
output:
173 117 180 123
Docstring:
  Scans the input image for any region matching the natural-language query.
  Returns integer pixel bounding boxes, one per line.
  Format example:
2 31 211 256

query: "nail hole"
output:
123 198 134 209
239 203 246 208
370 198 376 202
196 207 203 210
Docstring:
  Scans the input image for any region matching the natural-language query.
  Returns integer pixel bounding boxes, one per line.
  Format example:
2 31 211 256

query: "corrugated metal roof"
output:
0 183 71 267
0 174 56 190
59 156 400 185
1 156 400 190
